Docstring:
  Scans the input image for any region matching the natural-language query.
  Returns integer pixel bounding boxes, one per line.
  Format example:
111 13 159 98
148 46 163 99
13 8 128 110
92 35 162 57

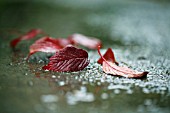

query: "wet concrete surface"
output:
0 0 170 113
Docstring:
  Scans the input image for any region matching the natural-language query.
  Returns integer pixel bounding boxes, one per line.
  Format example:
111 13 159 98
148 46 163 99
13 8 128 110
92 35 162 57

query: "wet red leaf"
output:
10 29 43 48
28 37 73 59
97 48 118 65
28 37 62 56
97 47 148 78
43 45 89 72
57 38 74 48
68 33 102 49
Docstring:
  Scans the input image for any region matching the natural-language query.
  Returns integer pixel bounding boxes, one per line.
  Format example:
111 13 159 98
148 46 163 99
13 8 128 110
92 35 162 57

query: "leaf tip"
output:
143 71 149 76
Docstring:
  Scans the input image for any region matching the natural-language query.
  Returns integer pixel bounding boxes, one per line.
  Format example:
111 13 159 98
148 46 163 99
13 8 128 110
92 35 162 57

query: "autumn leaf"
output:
68 33 102 49
97 48 118 65
27 37 73 60
57 38 74 48
43 45 89 72
27 37 62 59
97 47 148 78
10 29 43 48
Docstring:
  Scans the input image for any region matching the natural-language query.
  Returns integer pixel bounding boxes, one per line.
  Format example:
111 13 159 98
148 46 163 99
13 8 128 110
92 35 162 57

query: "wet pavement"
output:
0 0 170 113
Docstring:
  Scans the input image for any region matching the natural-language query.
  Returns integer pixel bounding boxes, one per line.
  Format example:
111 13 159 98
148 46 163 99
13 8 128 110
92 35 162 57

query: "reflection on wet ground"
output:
0 0 170 113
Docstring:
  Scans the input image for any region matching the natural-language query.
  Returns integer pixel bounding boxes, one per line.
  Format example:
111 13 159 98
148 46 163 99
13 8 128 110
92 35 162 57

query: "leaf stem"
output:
97 46 129 73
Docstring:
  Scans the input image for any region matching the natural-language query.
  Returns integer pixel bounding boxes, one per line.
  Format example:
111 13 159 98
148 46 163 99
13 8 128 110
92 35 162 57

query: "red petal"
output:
68 33 102 49
97 48 118 65
10 29 43 48
43 45 89 72
97 47 148 78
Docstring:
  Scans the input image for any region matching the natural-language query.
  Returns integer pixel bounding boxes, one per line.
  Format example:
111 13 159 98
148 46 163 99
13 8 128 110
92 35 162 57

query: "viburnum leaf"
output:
43 45 89 72
57 38 74 48
68 33 102 49
97 48 118 65
10 29 43 48
97 47 148 78
28 37 62 58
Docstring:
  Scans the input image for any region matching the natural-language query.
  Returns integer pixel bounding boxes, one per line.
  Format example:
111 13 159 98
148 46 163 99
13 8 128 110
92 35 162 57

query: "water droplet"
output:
59 81 65 86
80 86 87 93
114 89 120 94
28 81 33 86
43 68 48 72
41 94 58 103
97 82 101 86
101 93 109 100
52 75 56 78
38 60 44 63
66 88 95 105
143 88 150 94
126 89 133 94
9 63 13 66
144 99 152 106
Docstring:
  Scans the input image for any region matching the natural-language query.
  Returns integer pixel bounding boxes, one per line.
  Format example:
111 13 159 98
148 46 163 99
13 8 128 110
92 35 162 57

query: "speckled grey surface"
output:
0 0 170 113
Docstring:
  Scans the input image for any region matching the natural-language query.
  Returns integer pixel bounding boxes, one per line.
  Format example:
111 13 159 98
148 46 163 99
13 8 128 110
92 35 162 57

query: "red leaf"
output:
10 29 43 48
28 37 72 59
56 38 74 48
68 33 102 49
43 45 89 72
97 48 118 65
97 47 148 78
29 37 61 54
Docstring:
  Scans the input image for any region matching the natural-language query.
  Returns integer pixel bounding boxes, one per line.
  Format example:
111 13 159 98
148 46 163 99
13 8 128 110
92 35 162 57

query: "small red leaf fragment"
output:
97 48 118 65
68 33 102 49
97 47 148 78
10 29 43 48
43 45 89 72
